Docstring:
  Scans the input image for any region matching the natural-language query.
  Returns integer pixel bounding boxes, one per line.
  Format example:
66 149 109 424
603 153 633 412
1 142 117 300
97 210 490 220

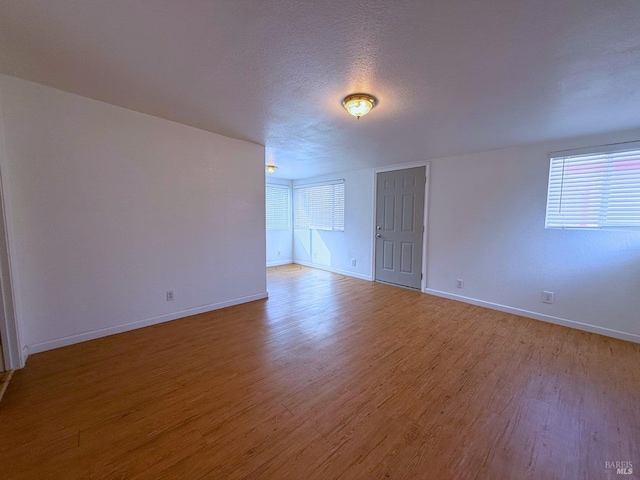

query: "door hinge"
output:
421 273 423 280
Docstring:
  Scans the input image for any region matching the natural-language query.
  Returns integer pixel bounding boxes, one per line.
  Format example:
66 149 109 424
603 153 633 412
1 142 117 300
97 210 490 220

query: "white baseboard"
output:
424 288 640 344
266 259 294 267
24 292 269 356
293 260 373 281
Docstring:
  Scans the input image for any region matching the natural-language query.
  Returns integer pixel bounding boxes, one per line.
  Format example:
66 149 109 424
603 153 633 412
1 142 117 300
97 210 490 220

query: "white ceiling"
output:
1 0 639 179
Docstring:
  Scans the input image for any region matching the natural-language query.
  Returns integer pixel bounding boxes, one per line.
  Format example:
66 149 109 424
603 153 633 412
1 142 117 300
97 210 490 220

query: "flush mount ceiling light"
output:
265 159 278 175
342 93 377 119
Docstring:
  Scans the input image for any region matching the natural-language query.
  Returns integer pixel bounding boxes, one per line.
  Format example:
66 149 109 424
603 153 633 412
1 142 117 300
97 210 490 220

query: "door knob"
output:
376 234 381 238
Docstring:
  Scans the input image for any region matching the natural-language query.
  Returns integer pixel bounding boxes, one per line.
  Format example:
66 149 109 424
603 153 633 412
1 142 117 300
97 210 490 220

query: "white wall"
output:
426 130 640 341
293 169 373 280
265 177 293 267
293 130 640 342
0 74 267 356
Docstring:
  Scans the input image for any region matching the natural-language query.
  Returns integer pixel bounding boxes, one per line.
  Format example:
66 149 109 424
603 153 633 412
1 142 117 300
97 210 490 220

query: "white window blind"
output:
266 185 290 230
294 181 345 231
545 146 640 229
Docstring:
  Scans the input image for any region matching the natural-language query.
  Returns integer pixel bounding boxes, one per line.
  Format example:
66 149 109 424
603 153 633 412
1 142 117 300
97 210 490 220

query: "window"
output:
266 184 290 230
545 145 640 229
294 181 345 231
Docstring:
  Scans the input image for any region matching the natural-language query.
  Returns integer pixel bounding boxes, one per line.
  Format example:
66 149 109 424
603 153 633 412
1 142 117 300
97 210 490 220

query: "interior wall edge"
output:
424 287 640 344
0 75 24 370
266 260 294 267
293 260 374 282
23 292 269 356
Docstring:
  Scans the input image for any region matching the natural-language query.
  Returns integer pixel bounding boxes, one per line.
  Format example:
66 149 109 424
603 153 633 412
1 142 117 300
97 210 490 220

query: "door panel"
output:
401 195 414 231
375 167 425 289
400 242 414 273
383 196 394 229
382 241 394 270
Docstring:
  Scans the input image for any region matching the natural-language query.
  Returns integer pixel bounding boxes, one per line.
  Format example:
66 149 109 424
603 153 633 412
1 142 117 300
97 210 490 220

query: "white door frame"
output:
371 161 430 292
0 174 21 370
0 92 22 370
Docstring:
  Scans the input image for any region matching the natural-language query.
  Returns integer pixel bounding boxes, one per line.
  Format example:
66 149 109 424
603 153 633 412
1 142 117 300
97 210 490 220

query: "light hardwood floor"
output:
1 265 639 479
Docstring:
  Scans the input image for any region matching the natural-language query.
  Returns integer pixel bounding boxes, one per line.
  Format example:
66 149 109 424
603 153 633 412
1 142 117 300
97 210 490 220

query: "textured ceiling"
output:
1 0 639 179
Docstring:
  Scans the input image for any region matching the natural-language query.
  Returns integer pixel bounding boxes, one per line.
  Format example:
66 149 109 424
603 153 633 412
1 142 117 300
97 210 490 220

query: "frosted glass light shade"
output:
265 163 278 175
342 94 377 119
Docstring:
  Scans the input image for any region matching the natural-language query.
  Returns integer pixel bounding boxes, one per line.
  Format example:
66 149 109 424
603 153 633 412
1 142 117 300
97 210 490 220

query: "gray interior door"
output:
375 166 425 290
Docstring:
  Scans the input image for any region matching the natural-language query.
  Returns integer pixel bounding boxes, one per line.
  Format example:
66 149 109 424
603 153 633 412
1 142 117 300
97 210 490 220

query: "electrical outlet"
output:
351 258 356 266
542 291 554 304
456 279 464 289
166 291 174 301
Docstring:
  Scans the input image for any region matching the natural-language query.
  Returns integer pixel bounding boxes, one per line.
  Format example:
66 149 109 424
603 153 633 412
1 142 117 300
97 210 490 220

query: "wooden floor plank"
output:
1 264 638 479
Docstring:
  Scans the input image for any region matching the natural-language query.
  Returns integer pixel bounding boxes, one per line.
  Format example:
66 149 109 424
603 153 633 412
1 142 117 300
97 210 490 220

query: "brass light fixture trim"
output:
265 159 278 175
342 93 377 119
